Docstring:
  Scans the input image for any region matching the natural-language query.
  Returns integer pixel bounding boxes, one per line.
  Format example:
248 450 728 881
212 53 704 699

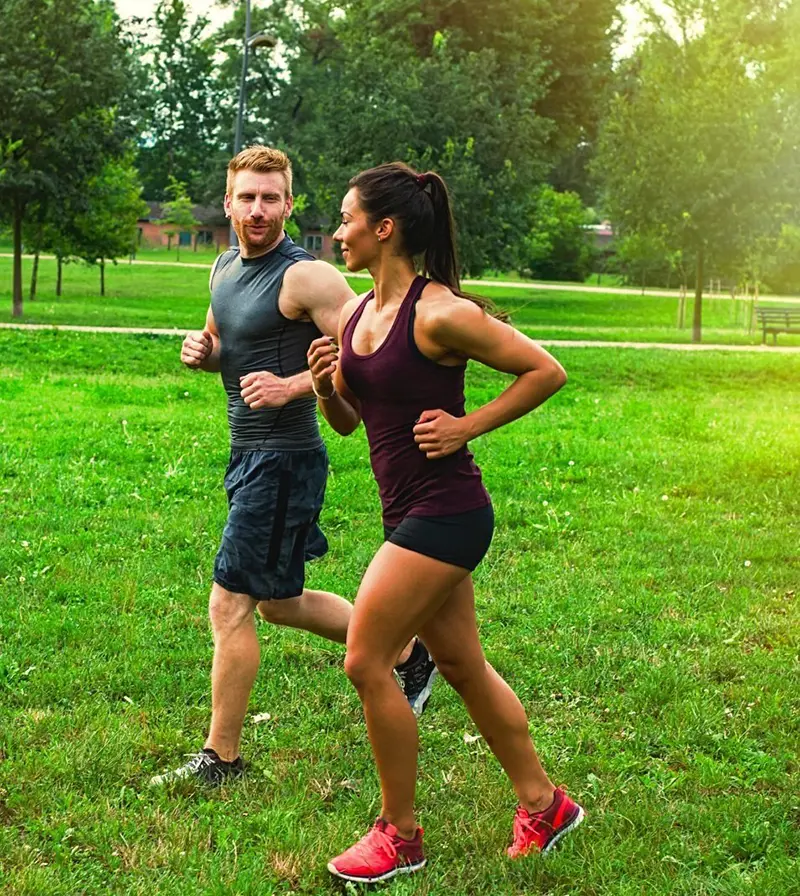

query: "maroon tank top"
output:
340 276 490 527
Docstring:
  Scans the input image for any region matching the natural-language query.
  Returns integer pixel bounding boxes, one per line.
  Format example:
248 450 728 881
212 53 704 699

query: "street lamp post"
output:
230 0 276 247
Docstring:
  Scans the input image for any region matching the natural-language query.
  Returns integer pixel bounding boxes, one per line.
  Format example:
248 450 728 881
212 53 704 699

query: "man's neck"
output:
238 230 285 260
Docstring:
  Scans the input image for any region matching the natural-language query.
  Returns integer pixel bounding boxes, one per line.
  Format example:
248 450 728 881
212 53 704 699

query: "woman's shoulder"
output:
339 292 371 331
416 281 486 335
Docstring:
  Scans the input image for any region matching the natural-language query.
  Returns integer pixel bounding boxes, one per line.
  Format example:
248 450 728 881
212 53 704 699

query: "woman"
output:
307 162 584 883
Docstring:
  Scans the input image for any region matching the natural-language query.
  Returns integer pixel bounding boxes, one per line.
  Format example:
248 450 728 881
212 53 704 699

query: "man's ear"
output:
285 193 294 219
223 193 232 218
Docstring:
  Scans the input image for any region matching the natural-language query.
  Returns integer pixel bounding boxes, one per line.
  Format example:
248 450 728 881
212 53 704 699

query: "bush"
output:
515 186 596 282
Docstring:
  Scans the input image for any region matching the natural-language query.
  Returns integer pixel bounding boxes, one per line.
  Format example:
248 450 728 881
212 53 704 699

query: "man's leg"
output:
256 588 352 642
206 584 419 762
148 581 256 785
205 583 260 762
257 588 417 664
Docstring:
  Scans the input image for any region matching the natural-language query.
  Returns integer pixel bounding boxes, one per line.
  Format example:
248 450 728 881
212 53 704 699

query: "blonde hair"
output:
226 145 293 196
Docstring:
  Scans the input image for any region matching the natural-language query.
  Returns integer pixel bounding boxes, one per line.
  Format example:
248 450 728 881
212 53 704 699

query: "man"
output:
151 146 437 786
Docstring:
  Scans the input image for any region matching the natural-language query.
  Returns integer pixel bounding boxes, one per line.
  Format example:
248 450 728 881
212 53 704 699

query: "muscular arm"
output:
266 260 357 403
412 298 567 459
199 307 221 372
180 306 221 373
282 260 356 338
241 260 356 407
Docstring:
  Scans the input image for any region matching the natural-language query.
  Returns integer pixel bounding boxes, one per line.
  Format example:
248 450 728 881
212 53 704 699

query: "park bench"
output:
755 305 800 344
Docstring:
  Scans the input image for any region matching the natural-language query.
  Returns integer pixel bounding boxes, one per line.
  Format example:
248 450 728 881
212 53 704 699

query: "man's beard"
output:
238 217 284 252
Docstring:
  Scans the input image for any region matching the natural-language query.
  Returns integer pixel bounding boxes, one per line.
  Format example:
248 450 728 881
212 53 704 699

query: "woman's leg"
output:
418 576 555 813
344 543 470 838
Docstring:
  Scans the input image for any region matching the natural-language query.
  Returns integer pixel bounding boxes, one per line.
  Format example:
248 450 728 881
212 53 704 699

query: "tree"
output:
752 223 800 295
136 0 221 202
594 0 800 341
211 0 620 275
515 186 595 281
0 0 135 317
72 157 149 296
159 178 199 260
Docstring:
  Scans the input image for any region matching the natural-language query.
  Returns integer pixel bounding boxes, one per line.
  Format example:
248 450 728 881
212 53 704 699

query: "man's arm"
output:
240 260 355 409
181 306 221 373
281 260 356 338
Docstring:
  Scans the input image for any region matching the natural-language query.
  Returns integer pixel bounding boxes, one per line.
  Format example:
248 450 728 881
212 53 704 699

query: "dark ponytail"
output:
349 163 508 321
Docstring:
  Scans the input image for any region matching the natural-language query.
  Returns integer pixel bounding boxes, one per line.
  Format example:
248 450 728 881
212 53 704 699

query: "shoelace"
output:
349 824 398 866
512 806 553 848
186 752 216 772
396 656 429 690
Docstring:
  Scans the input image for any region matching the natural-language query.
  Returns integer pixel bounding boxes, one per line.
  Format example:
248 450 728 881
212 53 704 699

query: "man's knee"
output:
256 595 300 626
208 584 257 635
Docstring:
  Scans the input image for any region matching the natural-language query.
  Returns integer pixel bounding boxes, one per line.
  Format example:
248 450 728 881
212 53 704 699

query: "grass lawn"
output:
2 254 797 346
0 330 798 895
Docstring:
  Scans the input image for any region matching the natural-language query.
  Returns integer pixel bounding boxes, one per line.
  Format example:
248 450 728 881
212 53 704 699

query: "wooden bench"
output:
755 305 800 344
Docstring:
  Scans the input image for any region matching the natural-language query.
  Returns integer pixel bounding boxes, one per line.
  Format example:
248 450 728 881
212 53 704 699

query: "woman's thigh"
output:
347 541 470 668
417 576 487 684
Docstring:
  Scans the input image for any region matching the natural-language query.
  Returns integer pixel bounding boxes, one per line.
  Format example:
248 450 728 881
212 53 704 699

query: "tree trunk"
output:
56 256 63 297
677 292 686 329
692 248 704 343
100 259 105 297
30 250 40 301
12 200 24 318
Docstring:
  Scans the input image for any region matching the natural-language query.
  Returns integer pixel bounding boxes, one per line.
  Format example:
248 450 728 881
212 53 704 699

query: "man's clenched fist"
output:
181 330 213 368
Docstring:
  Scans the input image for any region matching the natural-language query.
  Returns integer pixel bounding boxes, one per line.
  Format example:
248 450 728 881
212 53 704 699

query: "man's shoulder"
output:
283 258 346 293
209 248 240 291
280 258 353 320
279 237 316 264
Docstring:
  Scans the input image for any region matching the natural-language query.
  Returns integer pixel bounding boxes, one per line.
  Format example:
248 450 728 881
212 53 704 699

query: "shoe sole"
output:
148 769 244 787
410 667 439 718
540 806 585 856
327 858 426 883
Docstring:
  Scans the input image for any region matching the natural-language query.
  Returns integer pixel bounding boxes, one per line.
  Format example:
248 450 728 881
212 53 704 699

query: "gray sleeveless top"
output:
210 234 322 451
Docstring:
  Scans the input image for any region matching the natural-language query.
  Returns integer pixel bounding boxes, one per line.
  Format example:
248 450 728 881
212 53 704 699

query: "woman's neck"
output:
368 255 418 310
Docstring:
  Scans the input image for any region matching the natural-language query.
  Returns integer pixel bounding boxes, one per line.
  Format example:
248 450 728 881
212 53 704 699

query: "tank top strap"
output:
342 290 374 351
393 276 428 341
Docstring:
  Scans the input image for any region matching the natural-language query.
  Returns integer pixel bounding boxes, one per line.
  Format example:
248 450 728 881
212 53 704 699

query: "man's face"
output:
224 169 293 256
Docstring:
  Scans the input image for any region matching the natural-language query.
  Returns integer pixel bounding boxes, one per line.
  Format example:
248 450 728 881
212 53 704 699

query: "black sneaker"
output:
395 639 438 718
149 748 244 787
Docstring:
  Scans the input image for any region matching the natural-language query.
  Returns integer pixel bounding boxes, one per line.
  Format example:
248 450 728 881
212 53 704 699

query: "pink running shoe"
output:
508 788 585 858
327 817 426 883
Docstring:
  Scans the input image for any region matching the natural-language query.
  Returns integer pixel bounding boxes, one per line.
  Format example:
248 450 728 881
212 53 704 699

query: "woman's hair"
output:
349 162 508 321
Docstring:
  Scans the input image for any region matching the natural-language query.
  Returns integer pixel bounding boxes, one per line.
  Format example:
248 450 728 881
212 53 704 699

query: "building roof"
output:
140 201 227 228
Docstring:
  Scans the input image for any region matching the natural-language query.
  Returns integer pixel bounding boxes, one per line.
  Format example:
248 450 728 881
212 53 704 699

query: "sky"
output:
115 0 229 30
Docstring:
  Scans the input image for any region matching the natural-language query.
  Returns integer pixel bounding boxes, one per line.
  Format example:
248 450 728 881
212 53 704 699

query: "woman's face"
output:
333 188 380 272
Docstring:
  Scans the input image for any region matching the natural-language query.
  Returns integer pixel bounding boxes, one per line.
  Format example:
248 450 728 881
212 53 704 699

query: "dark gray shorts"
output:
383 504 494 571
213 447 329 600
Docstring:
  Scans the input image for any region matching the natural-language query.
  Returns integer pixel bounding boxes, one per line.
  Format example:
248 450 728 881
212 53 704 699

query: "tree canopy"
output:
594 0 800 338
0 0 137 315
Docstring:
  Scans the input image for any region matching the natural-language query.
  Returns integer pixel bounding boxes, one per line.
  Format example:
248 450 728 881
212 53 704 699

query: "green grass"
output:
1 331 798 894
3 254 797 345
0 242 624 286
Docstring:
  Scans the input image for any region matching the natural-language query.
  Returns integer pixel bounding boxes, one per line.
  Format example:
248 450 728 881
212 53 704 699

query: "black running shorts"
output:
213 447 329 600
383 503 494 571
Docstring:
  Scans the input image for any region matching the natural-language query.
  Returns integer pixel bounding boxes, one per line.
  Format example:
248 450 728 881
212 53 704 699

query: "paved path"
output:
2 253 798 303
3 321 798 353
